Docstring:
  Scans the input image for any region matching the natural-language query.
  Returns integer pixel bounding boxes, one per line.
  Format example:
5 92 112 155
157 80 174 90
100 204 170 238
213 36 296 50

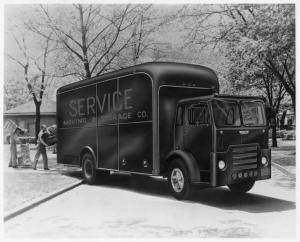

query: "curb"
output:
4 180 83 222
271 161 295 179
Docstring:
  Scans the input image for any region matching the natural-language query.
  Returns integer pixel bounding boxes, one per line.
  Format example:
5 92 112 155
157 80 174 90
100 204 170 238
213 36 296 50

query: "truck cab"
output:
169 94 271 198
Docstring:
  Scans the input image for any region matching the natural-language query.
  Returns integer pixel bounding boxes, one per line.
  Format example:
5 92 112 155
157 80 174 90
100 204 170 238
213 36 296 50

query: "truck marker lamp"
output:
261 156 268 166
218 160 226 170
244 172 248 178
143 160 148 168
238 172 243 178
249 171 253 177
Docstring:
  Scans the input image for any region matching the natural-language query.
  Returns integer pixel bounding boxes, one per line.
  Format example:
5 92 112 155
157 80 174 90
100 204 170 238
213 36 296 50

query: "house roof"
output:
4 99 56 116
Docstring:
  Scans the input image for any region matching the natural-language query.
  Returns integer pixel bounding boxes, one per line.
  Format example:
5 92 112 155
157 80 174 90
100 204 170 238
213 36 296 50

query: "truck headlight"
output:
218 160 226 170
261 156 268 166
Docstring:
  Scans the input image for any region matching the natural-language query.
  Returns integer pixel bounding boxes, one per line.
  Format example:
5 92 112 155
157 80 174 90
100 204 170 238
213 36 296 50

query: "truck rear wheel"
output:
168 159 192 200
228 180 255 194
82 153 97 184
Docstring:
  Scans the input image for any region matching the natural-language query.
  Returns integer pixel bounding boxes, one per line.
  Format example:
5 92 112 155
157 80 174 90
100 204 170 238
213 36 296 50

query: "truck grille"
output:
231 145 258 171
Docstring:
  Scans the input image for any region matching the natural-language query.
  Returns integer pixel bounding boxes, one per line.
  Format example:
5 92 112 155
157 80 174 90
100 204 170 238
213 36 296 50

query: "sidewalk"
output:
270 139 296 175
3 144 82 213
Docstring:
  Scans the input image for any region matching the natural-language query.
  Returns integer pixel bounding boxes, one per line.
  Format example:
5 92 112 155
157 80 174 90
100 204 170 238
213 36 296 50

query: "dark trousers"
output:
9 143 17 167
33 144 48 169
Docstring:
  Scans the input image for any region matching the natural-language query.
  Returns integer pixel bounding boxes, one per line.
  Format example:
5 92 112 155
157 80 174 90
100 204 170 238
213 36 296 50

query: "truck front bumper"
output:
210 144 271 187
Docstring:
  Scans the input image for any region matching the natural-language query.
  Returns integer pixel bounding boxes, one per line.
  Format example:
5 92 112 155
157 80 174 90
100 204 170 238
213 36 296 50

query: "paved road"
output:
3 144 81 212
4 168 295 238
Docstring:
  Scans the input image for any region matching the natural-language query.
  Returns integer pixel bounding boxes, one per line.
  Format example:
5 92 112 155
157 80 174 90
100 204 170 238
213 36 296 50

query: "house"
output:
3 99 56 138
277 110 295 130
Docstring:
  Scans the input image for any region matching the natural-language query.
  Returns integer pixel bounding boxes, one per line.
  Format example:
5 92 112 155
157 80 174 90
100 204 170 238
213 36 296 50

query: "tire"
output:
228 180 255 194
82 153 97 184
168 159 192 200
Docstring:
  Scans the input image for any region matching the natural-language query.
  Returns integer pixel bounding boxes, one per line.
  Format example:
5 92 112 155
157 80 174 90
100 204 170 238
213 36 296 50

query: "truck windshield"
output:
212 99 266 127
241 101 266 126
212 100 241 127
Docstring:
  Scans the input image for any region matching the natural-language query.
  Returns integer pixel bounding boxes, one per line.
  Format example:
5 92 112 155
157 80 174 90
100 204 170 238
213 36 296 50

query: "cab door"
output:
183 102 212 170
174 105 184 150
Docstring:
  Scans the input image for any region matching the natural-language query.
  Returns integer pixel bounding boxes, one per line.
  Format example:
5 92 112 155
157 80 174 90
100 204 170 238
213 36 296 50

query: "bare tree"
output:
4 78 30 111
6 33 53 141
27 4 147 79
129 5 178 65
259 71 286 147
264 58 295 113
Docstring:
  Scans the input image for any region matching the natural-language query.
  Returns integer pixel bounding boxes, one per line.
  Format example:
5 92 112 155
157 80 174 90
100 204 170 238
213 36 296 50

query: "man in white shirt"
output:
33 124 49 170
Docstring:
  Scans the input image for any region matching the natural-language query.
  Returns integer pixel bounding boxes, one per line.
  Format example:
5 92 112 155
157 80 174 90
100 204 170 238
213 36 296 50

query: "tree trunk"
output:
271 117 278 148
35 101 41 143
280 110 287 129
291 94 295 115
84 60 91 79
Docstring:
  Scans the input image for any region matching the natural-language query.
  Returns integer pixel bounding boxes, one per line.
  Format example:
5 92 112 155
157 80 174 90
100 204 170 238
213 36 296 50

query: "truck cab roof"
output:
178 94 266 105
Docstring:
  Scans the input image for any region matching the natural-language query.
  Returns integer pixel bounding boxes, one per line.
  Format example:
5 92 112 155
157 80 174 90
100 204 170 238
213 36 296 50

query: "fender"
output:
80 146 97 167
166 150 201 184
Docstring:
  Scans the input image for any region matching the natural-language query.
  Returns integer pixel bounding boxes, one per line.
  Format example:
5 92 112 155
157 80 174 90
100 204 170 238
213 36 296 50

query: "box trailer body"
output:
57 62 271 199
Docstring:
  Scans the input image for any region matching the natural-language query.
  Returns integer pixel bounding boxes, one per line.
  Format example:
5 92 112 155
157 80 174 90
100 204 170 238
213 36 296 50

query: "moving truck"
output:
57 62 271 199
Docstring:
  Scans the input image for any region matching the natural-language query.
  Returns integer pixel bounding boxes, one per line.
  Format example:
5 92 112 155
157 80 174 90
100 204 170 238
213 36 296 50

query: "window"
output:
241 101 265 126
212 99 266 127
212 100 241 127
176 106 183 126
188 104 210 125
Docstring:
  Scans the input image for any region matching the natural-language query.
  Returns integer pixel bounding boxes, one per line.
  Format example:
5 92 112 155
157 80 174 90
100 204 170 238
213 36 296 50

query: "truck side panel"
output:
57 73 153 173
119 122 153 173
118 74 153 174
57 84 97 165
97 79 118 169
57 128 97 165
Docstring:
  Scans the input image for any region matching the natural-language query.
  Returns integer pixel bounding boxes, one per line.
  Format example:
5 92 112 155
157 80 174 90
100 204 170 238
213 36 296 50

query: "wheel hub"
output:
171 168 184 192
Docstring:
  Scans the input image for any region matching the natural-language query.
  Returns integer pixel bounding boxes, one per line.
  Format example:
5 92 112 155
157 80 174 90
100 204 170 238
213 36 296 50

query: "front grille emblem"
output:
239 130 249 135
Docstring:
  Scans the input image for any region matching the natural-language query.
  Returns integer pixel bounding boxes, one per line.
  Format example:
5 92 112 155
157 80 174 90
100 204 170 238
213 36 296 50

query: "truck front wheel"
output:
168 159 192 200
82 153 97 184
228 180 255 194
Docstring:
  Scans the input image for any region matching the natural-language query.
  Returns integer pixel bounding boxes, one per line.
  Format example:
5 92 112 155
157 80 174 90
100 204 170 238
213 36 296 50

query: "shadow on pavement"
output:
59 170 82 179
189 188 295 213
93 173 295 214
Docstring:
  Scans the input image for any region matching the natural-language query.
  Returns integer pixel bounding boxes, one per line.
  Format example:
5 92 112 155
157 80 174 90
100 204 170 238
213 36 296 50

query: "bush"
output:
282 130 296 140
269 129 287 138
